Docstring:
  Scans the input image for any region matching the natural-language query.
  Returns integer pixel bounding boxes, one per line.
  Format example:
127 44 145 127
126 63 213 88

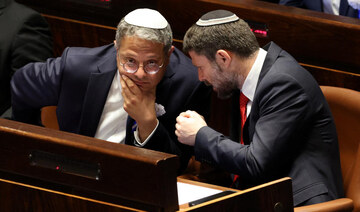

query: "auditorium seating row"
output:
0 117 296 211
4 0 360 211
25 0 360 141
18 0 360 92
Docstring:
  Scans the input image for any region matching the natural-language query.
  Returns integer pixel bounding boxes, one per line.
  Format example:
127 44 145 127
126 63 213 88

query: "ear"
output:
164 46 175 67
167 45 175 57
215 50 231 68
113 40 118 50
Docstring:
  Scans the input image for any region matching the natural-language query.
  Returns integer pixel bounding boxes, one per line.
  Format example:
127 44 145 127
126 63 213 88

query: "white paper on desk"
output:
177 182 223 205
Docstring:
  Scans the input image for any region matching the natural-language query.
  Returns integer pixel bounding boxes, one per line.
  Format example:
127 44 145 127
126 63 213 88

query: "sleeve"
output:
11 12 53 76
138 82 212 175
133 119 159 146
124 47 212 175
194 74 311 183
10 48 68 125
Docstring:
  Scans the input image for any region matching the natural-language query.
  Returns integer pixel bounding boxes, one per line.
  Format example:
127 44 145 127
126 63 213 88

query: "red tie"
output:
239 92 249 144
232 92 249 187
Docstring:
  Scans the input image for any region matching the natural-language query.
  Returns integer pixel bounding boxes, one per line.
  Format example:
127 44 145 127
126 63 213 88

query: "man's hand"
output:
120 74 157 142
175 110 207 146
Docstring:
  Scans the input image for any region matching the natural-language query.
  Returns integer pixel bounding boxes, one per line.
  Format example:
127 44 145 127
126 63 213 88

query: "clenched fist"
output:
175 110 207 146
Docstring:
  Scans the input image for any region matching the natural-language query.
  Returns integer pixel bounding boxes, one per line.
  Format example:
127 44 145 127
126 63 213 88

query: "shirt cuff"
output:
134 119 159 147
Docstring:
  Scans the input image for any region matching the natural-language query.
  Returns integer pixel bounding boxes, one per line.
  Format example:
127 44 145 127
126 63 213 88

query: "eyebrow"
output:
192 62 200 68
120 53 161 61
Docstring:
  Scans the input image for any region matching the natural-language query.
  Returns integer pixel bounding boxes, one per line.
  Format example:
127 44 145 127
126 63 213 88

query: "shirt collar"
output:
241 48 267 102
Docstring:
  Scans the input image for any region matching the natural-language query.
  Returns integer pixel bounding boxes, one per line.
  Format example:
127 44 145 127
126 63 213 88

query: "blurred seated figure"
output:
279 0 360 18
0 0 53 118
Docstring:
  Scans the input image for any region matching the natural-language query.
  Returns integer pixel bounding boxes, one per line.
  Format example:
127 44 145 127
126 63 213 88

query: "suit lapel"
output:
244 42 282 144
258 42 282 83
230 91 240 142
339 0 348 16
79 54 117 137
155 62 175 106
125 116 135 145
339 0 356 17
156 76 172 107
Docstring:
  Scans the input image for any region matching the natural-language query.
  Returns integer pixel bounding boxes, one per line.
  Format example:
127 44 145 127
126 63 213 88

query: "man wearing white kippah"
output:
11 8 211 174
175 9 344 206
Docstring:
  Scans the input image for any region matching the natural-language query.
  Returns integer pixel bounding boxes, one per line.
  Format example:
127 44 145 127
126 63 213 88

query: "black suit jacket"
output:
195 42 344 206
0 0 53 115
11 43 211 173
279 0 359 18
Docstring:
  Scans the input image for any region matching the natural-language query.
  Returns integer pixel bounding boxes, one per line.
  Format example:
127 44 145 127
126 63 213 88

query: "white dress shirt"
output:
95 70 158 146
241 48 268 117
95 71 128 143
323 0 341 15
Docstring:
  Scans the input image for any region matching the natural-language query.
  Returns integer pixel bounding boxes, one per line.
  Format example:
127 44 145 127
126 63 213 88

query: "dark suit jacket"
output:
279 0 359 18
194 42 344 206
11 44 212 173
0 0 53 115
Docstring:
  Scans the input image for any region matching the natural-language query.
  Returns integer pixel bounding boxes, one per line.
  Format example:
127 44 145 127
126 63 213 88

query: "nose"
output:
198 69 205 81
134 65 147 79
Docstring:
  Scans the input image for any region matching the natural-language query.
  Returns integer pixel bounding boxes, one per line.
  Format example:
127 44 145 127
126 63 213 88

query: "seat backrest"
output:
321 86 360 211
41 106 59 130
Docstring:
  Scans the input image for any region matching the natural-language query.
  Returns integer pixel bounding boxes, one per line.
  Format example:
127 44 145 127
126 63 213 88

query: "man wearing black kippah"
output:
175 9 344 206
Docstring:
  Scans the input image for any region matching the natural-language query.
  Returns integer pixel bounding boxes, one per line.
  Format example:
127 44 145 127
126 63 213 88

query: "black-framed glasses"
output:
119 58 163 75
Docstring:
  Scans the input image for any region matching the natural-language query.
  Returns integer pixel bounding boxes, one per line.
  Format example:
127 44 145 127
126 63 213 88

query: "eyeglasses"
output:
119 58 163 75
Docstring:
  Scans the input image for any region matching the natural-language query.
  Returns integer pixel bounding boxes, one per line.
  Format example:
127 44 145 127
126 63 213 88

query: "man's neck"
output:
231 49 260 84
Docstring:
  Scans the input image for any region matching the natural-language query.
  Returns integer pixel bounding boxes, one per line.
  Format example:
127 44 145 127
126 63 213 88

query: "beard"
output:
210 62 243 100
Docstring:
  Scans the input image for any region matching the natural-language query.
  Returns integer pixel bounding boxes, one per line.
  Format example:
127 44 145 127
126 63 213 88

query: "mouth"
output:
133 81 148 87
203 80 212 87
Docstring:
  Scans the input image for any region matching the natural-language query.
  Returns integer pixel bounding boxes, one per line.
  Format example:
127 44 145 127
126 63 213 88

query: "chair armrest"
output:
294 198 353 212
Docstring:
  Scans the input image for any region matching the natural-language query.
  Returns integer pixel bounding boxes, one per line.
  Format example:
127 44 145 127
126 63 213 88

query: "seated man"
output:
0 0 53 118
11 8 211 174
279 0 359 18
175 10 344 206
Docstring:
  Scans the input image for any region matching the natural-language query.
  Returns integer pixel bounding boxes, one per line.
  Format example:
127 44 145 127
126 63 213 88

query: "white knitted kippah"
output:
196 10 239 26
124 8 168 29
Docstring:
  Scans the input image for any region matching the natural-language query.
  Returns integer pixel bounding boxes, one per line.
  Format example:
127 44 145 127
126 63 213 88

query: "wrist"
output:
137 117 158 142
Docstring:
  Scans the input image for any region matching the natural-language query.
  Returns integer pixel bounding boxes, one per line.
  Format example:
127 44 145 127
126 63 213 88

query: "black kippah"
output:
196 10 239 26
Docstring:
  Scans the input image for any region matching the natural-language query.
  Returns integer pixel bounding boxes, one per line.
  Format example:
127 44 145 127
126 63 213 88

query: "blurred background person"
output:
0 0 53 118
279 0 360 18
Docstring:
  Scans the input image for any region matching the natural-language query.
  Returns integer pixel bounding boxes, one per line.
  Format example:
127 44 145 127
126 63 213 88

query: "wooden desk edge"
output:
177 177 292 211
